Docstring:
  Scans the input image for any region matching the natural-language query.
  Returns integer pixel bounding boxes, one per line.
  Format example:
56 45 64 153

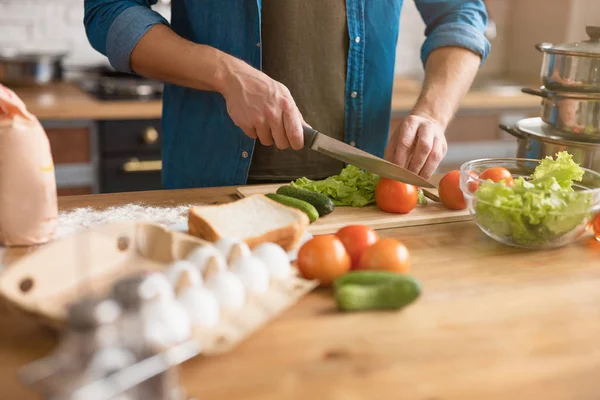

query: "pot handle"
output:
499 124 526 140
521 87 547 98
587 26 600 41
535 42 553 52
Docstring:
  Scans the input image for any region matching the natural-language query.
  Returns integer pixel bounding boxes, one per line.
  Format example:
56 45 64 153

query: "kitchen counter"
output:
1 186 600 399
13 79 541 121
13 83 163 121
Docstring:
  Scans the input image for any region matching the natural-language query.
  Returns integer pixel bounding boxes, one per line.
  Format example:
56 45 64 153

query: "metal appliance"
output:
80 67 164 193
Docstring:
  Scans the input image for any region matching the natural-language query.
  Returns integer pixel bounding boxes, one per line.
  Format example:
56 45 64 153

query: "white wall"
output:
0 0 506 76
0 0 170 67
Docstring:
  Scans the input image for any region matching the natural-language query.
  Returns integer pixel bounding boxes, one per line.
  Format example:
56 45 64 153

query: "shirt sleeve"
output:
84 0 169 73
414 0 491 66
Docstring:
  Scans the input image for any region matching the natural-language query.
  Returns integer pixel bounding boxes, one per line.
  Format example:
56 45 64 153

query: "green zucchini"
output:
334 271 421 312
265 193 319 223
276 185 335 216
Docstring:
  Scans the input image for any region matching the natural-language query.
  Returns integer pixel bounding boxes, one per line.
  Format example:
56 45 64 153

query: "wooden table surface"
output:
2 186 600 400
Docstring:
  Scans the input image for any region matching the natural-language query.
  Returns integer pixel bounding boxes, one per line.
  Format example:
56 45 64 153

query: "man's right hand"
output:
220 59 305 150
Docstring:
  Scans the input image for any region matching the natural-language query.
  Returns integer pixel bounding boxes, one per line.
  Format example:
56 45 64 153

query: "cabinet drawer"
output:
100 155 163 193
99 119 162 154
57 187 93 196
46 127 91 164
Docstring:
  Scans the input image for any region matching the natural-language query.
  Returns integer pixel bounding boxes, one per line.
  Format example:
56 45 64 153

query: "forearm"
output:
131 24 240 93
411 47 481 128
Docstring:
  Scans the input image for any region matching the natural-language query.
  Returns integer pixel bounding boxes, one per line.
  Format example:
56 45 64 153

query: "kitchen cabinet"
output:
42 121 97 196
46 126 91 164
40 118 165 196
98 119 163 193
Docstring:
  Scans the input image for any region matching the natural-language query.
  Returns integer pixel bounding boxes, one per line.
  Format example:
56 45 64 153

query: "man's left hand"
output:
384 114 447 180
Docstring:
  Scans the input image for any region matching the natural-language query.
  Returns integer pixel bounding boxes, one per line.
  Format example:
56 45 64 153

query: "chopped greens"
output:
417 189 427 205
473 152 593 247
291 165 379 207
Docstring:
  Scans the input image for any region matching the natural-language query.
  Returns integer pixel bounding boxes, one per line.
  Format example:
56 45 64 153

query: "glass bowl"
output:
459 158 600 249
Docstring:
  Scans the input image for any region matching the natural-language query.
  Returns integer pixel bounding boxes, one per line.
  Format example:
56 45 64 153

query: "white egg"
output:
214 237 251 262
228 241 252 263
186 245 225 274
164 260 203 287
177 286 220 328
141 294 192 348
139 273 175 301
230 255 270 295
252 243 293 279
205 270 246 311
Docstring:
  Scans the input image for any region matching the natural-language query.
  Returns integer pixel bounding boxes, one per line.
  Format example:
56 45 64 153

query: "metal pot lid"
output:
537 26 600 56
515 117 600 147
522 86 600 100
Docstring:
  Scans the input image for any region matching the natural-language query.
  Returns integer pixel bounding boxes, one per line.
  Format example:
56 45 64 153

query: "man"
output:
84 1 489 189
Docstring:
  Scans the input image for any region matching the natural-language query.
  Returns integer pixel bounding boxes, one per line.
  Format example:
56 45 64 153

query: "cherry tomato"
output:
438 170 466 210
466 170 481 193
297 235 351 285
358 238 410 273
479 167 514 187
592 214 600 241
335 225 379 269
375 178 418 214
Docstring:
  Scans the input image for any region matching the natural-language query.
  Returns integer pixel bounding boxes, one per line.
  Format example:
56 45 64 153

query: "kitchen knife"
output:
303 126 436 189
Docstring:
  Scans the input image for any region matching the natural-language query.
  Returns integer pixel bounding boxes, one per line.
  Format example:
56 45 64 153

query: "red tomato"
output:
438 170 466 210
297 235 351 285
479 167 514 187
335 225 379 269
592 214 600 240
375 178 418 214
466 170 481 193
358 238 410 273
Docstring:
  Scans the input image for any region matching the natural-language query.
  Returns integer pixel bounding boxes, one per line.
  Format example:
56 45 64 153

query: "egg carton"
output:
19 340 201 400
0 221 318 355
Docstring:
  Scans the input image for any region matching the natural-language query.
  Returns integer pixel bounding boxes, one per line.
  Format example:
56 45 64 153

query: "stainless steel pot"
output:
522 87 600 138
0 49 66 86
537 26 600 92
499 123 600 172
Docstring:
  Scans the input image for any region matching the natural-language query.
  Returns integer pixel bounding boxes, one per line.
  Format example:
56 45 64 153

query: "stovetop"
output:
79 66 164 102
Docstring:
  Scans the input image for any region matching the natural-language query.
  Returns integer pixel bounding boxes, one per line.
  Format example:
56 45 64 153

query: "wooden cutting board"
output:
237 184 472 235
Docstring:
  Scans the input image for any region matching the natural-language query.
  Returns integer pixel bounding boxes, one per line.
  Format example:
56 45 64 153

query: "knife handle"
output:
303 125 318 149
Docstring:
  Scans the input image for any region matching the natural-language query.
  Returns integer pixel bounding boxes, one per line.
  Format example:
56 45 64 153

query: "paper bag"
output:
0 84 58 246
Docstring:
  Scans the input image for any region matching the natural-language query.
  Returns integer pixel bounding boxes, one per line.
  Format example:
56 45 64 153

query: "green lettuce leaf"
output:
417 189 427 205
291 165 380 207
530 151 584 189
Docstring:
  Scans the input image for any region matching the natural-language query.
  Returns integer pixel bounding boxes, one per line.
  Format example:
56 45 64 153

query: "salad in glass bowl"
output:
460 152 600 249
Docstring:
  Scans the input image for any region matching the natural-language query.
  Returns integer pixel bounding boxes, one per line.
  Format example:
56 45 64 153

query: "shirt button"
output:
241 151 249 159
256 42 261 47
350 91 358 98
354 36 361 43
349 141 356 147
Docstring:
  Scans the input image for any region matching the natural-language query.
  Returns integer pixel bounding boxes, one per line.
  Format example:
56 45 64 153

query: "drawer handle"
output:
143 127 159 145
122 158 162 172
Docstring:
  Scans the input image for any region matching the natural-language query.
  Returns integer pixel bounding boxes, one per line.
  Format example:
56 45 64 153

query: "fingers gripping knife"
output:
302 126 436 189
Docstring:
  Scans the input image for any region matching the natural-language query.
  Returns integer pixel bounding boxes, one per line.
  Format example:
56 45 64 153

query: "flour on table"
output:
56 203 199 238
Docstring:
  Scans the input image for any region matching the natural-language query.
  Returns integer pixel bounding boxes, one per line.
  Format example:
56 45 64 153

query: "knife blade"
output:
303 126 436 189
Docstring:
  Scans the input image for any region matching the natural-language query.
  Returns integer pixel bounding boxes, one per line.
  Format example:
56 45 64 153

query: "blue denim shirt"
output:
84 0 490 189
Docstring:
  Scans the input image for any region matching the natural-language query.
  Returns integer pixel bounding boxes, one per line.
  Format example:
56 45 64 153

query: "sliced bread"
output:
188 195 309 251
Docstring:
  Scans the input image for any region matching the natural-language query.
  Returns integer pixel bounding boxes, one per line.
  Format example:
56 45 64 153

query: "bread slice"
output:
188 195 309 251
